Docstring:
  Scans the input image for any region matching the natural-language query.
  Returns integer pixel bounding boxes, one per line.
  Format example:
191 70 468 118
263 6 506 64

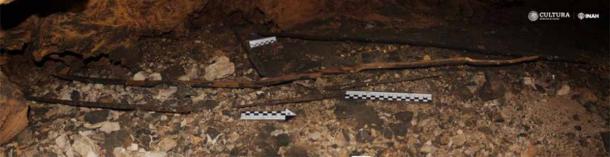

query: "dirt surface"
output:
1 23 609 156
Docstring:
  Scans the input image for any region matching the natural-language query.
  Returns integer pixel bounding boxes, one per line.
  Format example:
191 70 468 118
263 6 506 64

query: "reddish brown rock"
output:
0 71 28 144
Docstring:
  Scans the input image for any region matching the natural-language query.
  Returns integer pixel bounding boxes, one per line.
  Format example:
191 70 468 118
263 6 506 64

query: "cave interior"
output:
0 0 608 156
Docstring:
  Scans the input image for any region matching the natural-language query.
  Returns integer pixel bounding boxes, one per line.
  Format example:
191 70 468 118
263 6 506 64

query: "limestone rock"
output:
132 71 148 81
72 134 100 157
133 71 163 81
204 56 235 81
523 77 535 89
556 84 571 96
154 87 178 102
99 122 121 134
113 147 167 157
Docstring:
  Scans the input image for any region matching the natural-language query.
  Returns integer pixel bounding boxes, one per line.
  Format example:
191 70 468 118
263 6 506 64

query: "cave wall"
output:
0 0 607 63
0 0 500 61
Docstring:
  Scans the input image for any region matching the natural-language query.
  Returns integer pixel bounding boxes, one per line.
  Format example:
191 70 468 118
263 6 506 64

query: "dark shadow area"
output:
249 0 609 76
0 0 89 29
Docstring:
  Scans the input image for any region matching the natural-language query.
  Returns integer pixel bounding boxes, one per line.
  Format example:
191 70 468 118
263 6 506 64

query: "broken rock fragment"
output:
133 71 163 81
556 84 571 96
204 56 235 81
72 134 100 157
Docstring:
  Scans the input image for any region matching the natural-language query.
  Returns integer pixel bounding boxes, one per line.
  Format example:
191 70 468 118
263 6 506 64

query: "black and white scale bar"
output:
345 91 432 102
240 109 296 120
248 36 277 48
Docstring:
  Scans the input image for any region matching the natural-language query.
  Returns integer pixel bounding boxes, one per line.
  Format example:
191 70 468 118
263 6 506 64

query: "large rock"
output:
0 0 207 60
0 0 13 5
0 71 28 144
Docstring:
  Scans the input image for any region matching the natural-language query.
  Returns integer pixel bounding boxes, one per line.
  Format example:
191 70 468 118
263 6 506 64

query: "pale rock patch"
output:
204 56 235 81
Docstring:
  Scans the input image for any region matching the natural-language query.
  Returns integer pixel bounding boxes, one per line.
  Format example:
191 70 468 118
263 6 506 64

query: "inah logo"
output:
528 11 539 21
578 12 600 20
578 12 585 20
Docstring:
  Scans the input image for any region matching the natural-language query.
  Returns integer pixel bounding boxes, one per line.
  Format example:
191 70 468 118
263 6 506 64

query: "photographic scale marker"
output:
344 90 432 102
248 36 277 48
240 91 431 120
240 109 296 120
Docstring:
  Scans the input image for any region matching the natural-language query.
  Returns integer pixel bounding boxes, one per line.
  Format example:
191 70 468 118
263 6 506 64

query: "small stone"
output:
190 91 207 103
115 147 167 157
127 143 139 151
420 141 437 153
483 99 500 107
149 72 162 81
423 55 432 61
557 84 571 96
83 122 104 129
309 132 321 140
523 77 535 88
142 151 167 157
45 105 73 118
72 135 100 157
84 110 109 124
113 147 130 157
133 71 148 81
450 134 466 146
55 134 70 149
157 137 177 151
204 56 235 81
99 122 121 134
154 87 178 102
177 75 191 81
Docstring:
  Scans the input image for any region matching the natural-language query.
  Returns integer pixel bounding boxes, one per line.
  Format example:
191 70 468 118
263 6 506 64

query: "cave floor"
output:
1 26 609 157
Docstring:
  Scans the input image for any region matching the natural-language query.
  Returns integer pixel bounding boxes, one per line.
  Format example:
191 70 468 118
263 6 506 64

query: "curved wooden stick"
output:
24 95 194 113
54 56 540 88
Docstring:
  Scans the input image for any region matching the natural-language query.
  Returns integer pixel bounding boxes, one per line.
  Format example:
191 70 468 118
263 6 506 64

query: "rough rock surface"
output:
1 0 207 61
0 71 28 145
204 56 235 81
